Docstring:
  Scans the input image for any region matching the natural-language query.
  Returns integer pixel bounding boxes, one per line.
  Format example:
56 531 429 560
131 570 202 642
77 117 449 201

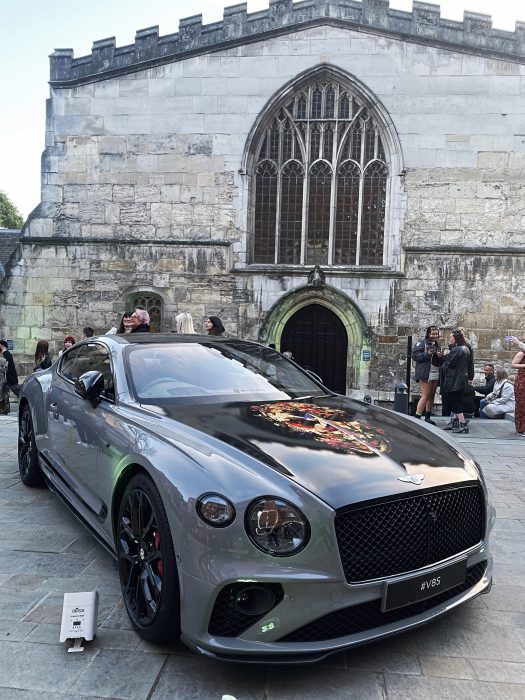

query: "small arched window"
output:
252 79 389 266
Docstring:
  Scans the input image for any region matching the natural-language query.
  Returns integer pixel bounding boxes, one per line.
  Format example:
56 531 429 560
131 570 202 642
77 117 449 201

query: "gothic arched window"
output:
252 80 389 265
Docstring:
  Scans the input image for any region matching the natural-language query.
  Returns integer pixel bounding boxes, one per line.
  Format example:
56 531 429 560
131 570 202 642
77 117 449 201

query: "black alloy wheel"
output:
117 473 181 642
18 405 45 486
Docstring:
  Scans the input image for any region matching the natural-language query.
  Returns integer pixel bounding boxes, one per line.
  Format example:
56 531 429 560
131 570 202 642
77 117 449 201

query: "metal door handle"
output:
50 402 59 420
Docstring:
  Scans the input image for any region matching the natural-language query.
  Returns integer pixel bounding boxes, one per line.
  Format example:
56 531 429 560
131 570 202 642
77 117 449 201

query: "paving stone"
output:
1 575 47 590
0 531 79 553
483 585 525 612
0 619 36 642
418 653 475 679
69 649 166 699
0 551 90 578
0 640 98 693
25 623 63 645
0 589 50 622
385 673 525 698
99 599 135 631
470 659 525 684
36 575 122 596
265 667 384 699
150 655 268 699
345 643 421 675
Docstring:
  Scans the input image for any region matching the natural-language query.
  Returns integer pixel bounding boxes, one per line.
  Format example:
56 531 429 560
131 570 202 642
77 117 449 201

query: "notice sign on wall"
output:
362 349 371 361
6 340 13 351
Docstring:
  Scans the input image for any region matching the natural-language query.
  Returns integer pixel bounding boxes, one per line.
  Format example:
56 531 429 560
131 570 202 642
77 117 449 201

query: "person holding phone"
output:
411 325 442 424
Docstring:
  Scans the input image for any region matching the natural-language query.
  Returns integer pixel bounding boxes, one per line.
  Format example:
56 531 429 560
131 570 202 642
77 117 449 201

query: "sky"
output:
1 0 524 220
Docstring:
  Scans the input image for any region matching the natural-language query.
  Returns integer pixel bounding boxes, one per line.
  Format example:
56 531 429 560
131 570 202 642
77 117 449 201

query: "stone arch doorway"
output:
281 304 348 394
260 285 368 395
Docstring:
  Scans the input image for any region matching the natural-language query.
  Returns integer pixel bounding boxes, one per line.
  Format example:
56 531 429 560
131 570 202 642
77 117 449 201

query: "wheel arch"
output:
111 462 149 542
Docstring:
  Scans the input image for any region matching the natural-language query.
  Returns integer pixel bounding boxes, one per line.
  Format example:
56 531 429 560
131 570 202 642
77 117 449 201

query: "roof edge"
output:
49 0 525 87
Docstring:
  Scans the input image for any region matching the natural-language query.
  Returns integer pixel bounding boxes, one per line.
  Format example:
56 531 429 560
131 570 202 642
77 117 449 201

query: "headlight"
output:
245 497 310 556
196 493 235 527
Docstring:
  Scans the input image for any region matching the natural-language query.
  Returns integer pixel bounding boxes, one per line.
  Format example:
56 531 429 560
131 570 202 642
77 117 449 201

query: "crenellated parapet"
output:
50 0 525 86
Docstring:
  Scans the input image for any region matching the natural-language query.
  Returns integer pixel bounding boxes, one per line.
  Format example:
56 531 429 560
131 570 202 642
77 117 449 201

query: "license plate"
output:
382 559 468 612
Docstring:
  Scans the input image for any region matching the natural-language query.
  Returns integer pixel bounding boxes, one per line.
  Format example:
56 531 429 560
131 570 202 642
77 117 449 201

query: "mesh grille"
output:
279 562 486 643
208 583 284 638
335 486 484 582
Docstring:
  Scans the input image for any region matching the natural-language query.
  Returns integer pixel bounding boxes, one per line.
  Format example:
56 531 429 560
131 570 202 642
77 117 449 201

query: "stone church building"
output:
1 0 524 396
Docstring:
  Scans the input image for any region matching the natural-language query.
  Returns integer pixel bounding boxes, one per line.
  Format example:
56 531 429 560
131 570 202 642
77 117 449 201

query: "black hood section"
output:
157 396 478 509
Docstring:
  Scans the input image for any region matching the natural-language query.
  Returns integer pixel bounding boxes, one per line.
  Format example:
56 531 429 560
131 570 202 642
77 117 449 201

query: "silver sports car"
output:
18 334 494 662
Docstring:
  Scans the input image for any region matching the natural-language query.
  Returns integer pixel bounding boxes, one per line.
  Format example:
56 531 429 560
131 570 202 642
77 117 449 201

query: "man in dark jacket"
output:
0 340 20 397
473 363 496 416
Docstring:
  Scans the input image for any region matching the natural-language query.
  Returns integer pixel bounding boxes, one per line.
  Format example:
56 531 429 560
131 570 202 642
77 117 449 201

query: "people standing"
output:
175 312 196 334
511 346 525 436
203 316 225 336
473 363 496 416
441 329 471 434
82 327 94 338
130 309 151 333
34 340 52 372
0 352 10 414
58 336 76 358
411 325 442 425
0 340 20 397
479 367 515 419
106 311 134 334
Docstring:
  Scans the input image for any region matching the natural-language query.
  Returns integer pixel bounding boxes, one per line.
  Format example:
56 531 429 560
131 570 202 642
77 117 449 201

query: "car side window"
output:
59 344 115 400
59 347 85 382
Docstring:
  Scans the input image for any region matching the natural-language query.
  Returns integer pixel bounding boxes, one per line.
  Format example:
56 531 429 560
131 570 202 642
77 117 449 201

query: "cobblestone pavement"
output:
0 412 524 699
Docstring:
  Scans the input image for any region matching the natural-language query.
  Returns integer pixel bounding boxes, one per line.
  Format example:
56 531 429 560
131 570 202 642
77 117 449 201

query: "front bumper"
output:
179 546 492 663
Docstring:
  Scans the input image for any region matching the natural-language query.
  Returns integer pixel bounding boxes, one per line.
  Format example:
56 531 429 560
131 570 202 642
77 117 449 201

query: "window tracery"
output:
253 79 389 266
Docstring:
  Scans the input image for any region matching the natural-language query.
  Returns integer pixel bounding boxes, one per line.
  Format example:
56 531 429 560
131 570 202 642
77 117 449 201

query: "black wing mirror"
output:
74 371 104 407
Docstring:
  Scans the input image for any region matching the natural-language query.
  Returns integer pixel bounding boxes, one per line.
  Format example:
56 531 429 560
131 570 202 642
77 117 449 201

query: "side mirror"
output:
74 371 104 408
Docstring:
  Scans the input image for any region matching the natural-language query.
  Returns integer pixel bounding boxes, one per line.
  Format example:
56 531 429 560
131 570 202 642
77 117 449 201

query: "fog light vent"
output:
208 583 284 637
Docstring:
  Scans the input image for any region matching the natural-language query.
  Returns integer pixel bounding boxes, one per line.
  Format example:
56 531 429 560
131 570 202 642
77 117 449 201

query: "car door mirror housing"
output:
75 371 105 407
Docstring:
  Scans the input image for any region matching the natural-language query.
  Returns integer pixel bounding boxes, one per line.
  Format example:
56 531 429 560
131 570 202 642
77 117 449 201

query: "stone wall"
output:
2 3 525 393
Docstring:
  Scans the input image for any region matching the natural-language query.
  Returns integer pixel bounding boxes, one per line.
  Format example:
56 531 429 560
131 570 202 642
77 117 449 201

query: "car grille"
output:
279 561 487 643
208 583 284 637
334 485 484 582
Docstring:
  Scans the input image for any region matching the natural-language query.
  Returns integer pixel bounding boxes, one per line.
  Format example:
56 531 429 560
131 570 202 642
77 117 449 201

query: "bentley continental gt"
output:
18 334 494 662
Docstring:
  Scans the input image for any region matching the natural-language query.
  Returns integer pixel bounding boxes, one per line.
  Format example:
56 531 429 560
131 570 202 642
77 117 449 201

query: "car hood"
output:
155 396 479 509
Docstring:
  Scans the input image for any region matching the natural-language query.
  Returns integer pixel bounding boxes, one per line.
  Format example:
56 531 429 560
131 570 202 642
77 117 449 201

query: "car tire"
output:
18 405 45 487
117 473 181 642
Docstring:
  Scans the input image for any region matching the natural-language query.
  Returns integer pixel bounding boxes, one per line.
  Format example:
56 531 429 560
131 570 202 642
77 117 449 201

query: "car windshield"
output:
125 340 327 405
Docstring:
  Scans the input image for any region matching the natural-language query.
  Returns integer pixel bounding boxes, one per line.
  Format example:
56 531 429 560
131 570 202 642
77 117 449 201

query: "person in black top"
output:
203 316 225 336
441 329 471 434
473 363 496 417
0 340 20 397
411 325 442 424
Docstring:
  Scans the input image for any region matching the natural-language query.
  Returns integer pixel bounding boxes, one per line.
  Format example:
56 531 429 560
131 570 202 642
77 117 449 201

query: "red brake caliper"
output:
154 530 163 577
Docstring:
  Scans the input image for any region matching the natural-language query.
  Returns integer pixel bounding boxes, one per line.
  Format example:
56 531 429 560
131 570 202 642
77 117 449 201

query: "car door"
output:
47 342 115 520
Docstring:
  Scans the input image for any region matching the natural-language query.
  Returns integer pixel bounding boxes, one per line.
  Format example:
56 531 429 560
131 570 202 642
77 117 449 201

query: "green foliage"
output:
0 191 24 229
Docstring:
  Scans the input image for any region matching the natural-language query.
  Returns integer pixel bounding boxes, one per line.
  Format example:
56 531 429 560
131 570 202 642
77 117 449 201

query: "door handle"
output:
50 402 59 420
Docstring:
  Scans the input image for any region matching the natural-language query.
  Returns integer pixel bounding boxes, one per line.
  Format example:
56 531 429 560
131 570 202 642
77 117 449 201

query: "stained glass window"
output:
252 79 389 265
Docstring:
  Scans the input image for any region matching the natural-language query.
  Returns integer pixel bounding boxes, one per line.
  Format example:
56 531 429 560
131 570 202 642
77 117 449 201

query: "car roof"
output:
93 334 241 345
